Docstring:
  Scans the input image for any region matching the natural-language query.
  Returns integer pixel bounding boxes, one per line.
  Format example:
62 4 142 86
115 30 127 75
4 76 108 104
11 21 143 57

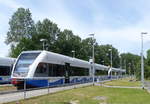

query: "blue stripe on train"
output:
70 77 93 83
26 77 93 87
26 79 48 87
0 77 2 80
26 79 64 87
49 79 64 86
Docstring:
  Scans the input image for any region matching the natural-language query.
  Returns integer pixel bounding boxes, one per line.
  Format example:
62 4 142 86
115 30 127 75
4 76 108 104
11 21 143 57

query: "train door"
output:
65 63 70 83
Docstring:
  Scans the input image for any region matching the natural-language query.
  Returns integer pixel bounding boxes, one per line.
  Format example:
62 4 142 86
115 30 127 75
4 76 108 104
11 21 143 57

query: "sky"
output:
1 0 150 57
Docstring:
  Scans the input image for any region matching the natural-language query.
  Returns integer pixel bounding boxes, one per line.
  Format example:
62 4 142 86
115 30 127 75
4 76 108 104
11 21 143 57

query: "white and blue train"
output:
11 51 125 89
0 57 16 84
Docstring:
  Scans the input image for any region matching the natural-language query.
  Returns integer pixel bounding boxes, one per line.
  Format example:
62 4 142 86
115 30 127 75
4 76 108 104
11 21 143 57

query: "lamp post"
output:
124 59 127 75
109 48 113 78
89 34 95 84
120 55 122 69
71 50 75 58
101 60 105 65
141 32 148 89
40 39 47 50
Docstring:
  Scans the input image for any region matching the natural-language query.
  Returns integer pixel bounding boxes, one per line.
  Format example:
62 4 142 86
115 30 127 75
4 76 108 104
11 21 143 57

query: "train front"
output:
11 51 41 89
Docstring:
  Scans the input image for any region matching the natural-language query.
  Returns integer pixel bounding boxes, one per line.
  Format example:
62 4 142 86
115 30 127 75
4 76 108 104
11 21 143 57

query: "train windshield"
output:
13 52 40 77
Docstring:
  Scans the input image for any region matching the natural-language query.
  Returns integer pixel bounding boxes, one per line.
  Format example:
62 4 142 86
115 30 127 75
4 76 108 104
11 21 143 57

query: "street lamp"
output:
141 32 148 89
71 50 75 58
119 55 122 69
40 39 47 50
108 48 112 68
108 48 113 78
101 60 105 65
124 59 126 75
89 33 95 84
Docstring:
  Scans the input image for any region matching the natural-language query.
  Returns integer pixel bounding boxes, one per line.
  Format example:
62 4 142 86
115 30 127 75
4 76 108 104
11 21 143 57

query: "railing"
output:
0 75 125 99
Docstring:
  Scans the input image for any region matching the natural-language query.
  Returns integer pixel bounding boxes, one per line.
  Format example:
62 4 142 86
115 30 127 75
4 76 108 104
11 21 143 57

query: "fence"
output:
0 75 125 100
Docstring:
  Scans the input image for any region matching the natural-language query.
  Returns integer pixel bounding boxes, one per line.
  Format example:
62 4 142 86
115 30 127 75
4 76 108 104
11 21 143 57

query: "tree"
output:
120 53 141 79
34 19 60 51
9 38 35 57
5 8 35 44
147 49 150 65
144 49 150 79
56 29 82 57
95 44 120 68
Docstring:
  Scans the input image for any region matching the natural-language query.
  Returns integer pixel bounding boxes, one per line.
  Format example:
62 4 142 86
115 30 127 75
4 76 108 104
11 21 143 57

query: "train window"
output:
70 66 89 76
0 66 11 76
48 64 53 76
14 52 40 73
34 63 65 77
34 63 48 77
34 63 89 77
49 64 65 77
95 70 107 76
19 53 40 60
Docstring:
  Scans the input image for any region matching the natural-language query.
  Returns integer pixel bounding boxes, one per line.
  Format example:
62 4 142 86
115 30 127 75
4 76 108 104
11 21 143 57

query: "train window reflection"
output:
14 53 40 73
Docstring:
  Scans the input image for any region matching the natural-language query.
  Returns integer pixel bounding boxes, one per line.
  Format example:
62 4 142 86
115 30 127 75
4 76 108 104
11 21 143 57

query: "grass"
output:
0 85 16 91
103 78 141 87
5 85 150 104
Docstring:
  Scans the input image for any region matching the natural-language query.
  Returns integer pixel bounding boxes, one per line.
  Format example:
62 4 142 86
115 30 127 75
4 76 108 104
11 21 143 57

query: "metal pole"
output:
89 34 95 85
24 79 26 99
109 48 112 79
141 32 147 89
40 39 47 50
72 50 75 58
92 35 95 85
111 49 112 68
141 33 144 89
73 52 75 58
43 42 45 50
120 55 122 69
47 79 49 94
111 48 112 76
124 59 127 76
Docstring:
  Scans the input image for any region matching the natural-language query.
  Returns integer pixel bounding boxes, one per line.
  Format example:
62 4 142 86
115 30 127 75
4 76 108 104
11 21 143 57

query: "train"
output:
0 57 16 84
11 50 125 89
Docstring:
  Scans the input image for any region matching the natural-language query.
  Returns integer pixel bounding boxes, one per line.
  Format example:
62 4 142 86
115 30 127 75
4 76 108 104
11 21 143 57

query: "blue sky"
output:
0 0 150 57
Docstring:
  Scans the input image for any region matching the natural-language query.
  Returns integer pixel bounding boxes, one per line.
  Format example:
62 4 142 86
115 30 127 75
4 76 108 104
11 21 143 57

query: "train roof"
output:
44 51 90 68
0 57 16 66
111 67 126 72
94 63 109 70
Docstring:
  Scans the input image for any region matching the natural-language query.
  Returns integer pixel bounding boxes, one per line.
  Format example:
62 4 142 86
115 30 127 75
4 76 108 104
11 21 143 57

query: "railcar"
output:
11 50 125 89
0 57 16 84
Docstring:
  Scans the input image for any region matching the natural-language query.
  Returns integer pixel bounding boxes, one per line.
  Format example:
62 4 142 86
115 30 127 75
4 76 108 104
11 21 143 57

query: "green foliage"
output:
120 53 141 79
5 8 35 44
147 49 150 65
56 29 82 57
95 44 120 68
